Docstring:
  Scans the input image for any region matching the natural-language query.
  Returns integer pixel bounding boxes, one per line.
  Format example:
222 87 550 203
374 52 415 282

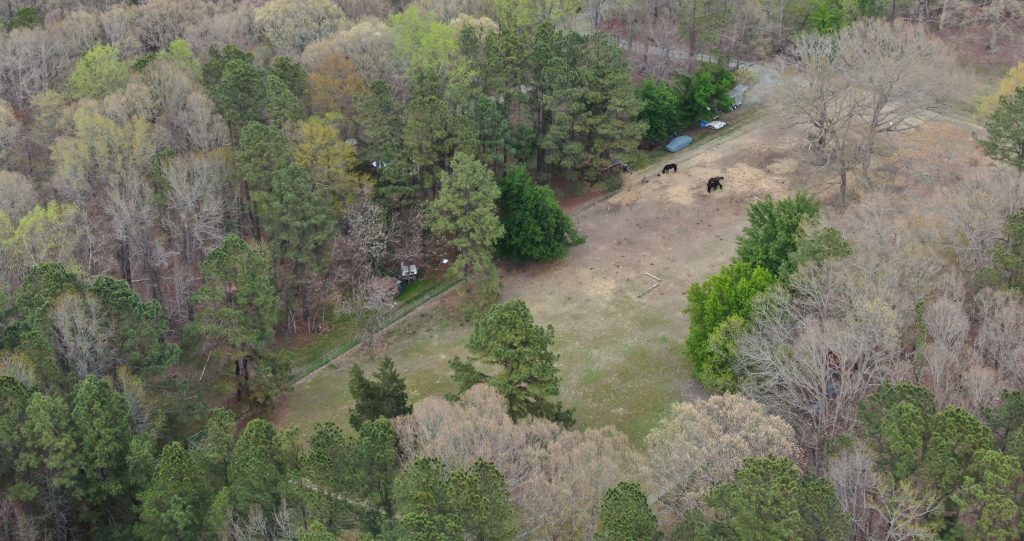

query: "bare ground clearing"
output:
273 114 819 442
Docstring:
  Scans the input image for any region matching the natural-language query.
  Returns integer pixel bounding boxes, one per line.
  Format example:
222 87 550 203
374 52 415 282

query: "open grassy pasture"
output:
273 113 815 443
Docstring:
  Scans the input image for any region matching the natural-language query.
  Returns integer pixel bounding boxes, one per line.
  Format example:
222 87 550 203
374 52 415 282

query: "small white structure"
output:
707 120 727 130
400 262 418 281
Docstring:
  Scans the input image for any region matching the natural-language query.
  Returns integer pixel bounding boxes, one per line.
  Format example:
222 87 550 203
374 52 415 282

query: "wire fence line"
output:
289 275 463 382
187 274 463 447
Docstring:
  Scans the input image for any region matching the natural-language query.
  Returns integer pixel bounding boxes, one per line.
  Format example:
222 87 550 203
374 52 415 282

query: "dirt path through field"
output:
274 113 805 442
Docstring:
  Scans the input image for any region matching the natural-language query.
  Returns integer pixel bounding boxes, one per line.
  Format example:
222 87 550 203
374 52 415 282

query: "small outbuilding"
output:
665 135 694 153
728 84 748 110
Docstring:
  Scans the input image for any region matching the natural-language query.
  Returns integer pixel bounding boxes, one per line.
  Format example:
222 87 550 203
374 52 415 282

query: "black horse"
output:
707 176 724 193
662 163 677 174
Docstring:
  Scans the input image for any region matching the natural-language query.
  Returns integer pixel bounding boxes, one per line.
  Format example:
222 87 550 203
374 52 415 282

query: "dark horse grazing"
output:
707 176 724 193
662 163 677 174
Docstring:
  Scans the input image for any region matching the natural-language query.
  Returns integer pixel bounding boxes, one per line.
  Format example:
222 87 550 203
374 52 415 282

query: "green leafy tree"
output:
391 5 458 73
685 262 775 388
736 193 821 276
429 152 504 307
701 456 851 541
452 299 574 426
497 165 584 261
954 450 1024 541
228 419 282 514
190 234 279 357
673 63 736 125
638 79 680 142
701 315 748 393
348 359 412 431
136 442 206 541
595 482 659 541
976 85 1024 173
68 45 130 100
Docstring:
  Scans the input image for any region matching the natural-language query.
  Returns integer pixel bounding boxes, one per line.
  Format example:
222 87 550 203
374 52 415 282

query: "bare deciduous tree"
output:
49 292 115 379
394 384 637 540
163 152 227 264
839 20 961 180
253 0 348 58
737 263 907 456
643 394 798 526
302 19 408 96
0 170 36 221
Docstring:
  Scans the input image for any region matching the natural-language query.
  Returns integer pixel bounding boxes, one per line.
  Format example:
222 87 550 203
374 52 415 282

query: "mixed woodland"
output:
1 0 1024 539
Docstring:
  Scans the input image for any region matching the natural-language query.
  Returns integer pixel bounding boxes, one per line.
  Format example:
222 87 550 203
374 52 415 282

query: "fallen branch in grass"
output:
638 282 661 298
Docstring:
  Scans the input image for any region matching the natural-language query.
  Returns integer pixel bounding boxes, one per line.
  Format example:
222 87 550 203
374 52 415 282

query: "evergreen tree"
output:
298 520 336 541
194 408 236 487
89 275 179 373
228 419 282 514
429 152 504 307
355 81 415 204
136 442 205 541
595 482 659 541
0 377 29 488
702 456 851 541
354 418 400 517
954 449 1024 541
452 299 574 426
348 359 412 430
69 376 134 523
984 390 1024 457
497 165 583 261
300 422 355 527
976 86 1024 173
449 460 515 540
15 392 76 501
190 234 279 357
923 408 994 498
986 208 1024 291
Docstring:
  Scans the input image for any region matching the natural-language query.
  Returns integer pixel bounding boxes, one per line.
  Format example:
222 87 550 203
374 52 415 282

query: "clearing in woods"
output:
273 115 818 442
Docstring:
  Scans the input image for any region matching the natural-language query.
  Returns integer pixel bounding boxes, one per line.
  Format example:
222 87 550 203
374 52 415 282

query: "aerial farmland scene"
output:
1 0 1024 539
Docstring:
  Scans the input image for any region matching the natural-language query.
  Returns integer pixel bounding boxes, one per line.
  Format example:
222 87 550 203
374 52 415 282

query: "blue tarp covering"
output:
665 135 693 153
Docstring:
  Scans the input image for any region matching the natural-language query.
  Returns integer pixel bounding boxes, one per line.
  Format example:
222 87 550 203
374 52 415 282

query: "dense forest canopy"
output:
0 0 1023 539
